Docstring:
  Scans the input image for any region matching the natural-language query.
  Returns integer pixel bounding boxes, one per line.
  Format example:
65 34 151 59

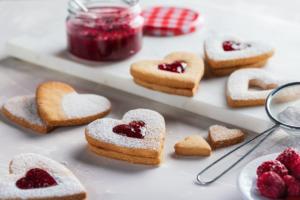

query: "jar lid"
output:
142 6 203 36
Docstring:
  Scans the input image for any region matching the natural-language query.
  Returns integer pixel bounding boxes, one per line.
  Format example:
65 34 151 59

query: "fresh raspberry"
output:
276 148 300 170
257 171 286 199
257 160 288 177
283 175 300 197
290 159 300 179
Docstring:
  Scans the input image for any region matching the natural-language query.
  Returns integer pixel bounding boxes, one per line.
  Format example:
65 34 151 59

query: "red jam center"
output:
158 61 187 73
223 40 251 51
16 168 57 189
67 7 143 61
113 121 146 139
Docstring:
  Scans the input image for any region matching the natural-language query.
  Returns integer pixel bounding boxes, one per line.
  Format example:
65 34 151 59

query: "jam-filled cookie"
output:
85 109 165 165
204 35 274 76
130 52 204 96
0 153 86 200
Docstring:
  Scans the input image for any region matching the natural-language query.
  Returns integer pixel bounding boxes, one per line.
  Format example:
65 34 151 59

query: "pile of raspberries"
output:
257 147 300 199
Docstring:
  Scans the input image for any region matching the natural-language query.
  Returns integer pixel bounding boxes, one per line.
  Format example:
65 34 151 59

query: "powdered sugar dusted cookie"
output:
130 52 204 97
174 135 211 156
2 95 53 133
205 35 274 69
226 68 286 107
204 60 267 78
36 81 111 126
85 109 166 165
0 153 86 200
208 125 245 149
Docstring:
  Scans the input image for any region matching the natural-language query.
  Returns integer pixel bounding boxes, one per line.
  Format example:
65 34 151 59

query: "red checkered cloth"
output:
142 6 203 36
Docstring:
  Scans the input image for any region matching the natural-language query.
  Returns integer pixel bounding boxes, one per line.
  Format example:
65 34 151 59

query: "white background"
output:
0 0 300 199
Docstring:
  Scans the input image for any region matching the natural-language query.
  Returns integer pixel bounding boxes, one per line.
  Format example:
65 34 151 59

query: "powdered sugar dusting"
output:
86 109 165 150
205 35 274 61
3 95 45 126
227 68 286 100
61 92 111 119
278 106 300 127
0 153 86 199
209 125 244 141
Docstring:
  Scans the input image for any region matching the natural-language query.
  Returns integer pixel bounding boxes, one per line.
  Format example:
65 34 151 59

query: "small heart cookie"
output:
85 109 165 165
208 125 245 149
130 52 204 96
2 95 53 133
174 135 211 156
36 81 111 126
0 153 86 200
205 35 274 69
226 68 286 107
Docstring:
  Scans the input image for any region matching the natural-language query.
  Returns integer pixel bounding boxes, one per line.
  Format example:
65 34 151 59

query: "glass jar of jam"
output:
66 0 143 61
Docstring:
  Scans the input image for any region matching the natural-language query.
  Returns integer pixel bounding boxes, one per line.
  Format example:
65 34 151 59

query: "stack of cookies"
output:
1 81 111 133
204 35 274 77
130 52 204 97
0 153 87 200
85 109 166 165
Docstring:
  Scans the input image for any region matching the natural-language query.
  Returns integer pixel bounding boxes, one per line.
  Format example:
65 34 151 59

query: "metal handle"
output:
196 124 279 185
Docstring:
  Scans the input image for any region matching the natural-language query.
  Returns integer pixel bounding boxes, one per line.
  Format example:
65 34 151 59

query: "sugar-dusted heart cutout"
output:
226 68 286 107
0 153 86 200
205 35 274 68
130 51 204 92
174 135 211 156
85 109 165 164
208 125 245 149
2 95 53 133
36 81 111 126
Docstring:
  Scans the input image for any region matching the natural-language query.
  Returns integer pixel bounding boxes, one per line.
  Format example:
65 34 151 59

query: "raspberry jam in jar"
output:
66 0 143 61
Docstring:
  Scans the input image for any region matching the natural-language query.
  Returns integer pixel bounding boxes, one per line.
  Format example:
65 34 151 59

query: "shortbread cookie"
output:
88 144 162 165
226 68 285 107
0 153 86 200
134 78 198 97
2 95 53 133
174 135 211 156
130 52 204 96
208 125 245 149
204 36 274 69
36 81 111 126
205 60 267 78
85 109 165 165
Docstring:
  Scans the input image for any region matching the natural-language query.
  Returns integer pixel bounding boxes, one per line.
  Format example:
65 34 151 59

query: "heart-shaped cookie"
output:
205 35 274 68
0 153 86 200
174 135 211 156
36 81 111 126
226 68 286 107
2 95 53 133
130 52 204 96
208 125 245 149
85 109 165 165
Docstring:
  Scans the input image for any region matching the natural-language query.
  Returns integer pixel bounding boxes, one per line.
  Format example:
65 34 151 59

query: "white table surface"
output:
1 0 300 199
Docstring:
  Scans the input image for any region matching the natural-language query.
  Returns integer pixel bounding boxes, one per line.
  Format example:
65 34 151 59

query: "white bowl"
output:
238 153 280 200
